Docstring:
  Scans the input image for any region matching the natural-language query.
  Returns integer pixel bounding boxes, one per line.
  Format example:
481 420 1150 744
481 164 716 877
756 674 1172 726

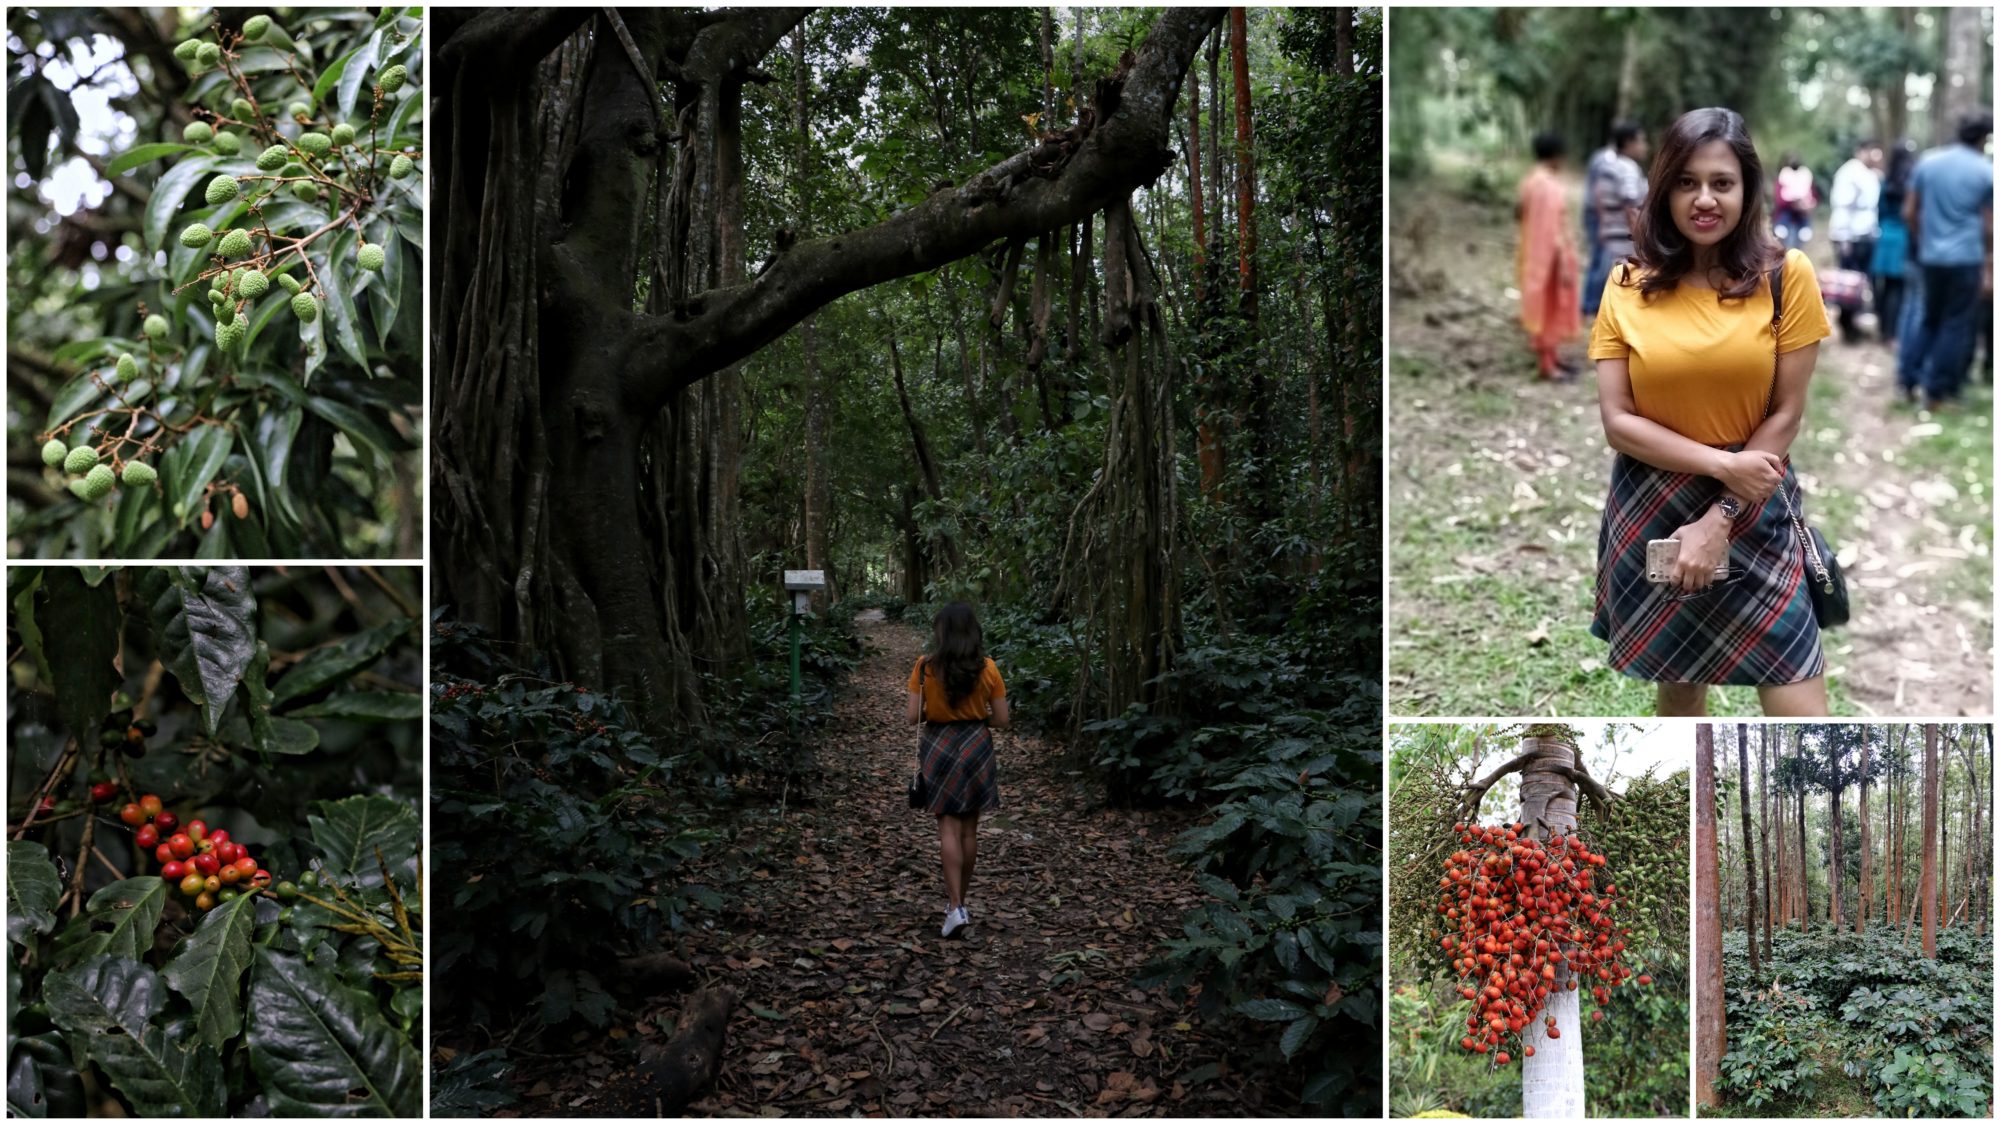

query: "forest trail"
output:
521 619 1291 1117
1388 172 1992 717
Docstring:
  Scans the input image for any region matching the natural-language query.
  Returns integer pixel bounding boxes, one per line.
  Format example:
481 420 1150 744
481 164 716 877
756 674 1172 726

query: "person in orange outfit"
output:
1518 131 1584 381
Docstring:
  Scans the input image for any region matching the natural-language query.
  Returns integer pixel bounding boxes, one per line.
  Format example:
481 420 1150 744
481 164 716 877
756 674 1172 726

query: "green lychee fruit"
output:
296 132 331 156
41 439 65 467
378 64 408 94
238 270 269 299
144 313 169 340
63 445 98 475
292 183 320 202
287 102 309 121
173 39 201 61
215 317 246 350
179 223 214 248
231 97 254 121
67 479 93 500
278 274 302 295
390 154 414 179
256 145 289 171
291 292 319 323
115 353 138 382
184 121 214 145
331 123 355 146
209 290 226 306
218 301 236 326
122 461 157 487
212 131 240 155
204 174 240 205
217 229 253 258
280 162 306 178
243 14 270 39
80 464 115 501
196 43 221 67
357 243 385 272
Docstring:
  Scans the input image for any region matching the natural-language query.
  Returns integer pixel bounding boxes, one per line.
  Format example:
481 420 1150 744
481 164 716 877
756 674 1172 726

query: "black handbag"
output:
907 663 929 809
1764 263 1850 628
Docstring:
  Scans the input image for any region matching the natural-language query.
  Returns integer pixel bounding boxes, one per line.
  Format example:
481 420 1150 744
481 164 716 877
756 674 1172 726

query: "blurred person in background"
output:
1518 130 1583 381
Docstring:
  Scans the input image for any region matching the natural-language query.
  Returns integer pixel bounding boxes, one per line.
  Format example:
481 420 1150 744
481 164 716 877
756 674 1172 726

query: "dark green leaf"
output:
245 948 421 1117
1234 997 1311 1022
1278 1014 1319 1060
106 142 204 176
147 566 257 735
162 892 258 1051
142 154 219 252
287 692 421 722
306 795 418 888
271 618 409 707
159 425 232 531
37 568 120 746
7 1032 85 1119
6 843 61 949
50 878 168 968
43 956 224 1117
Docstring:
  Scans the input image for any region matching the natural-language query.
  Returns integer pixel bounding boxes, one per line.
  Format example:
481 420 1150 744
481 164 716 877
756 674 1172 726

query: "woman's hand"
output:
1669 509 1732 593
1715 449 1784 502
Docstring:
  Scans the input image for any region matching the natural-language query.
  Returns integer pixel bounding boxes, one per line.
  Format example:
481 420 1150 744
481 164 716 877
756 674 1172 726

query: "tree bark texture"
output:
1517 732 1585 1119
1694 724 1724 1110
1736 724 1758 974
1922 723 1938 957
433 8 1224 724
1828 740 1843 932
1759 725 1773 948
1859 729 1872 932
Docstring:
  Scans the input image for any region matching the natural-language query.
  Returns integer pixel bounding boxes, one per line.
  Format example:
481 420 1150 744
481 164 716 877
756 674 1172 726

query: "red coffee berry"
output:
154 811 179 834
136 824 160 849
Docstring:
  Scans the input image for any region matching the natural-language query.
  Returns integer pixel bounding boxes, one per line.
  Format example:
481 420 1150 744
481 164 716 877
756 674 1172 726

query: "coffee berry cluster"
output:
118 793 275 914
1434 821 1652 1066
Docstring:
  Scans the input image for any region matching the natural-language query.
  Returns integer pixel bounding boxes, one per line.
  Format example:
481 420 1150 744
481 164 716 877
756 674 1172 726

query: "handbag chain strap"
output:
1764 262 1835 595
919 661 927 724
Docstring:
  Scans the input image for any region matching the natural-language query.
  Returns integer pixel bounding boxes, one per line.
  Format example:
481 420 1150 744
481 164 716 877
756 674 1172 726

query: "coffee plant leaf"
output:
161 892 258 1051
306 794 418 888
245 948 421 1117
50 878 169 969
6 1030 87 1118
43 955 224 1117
37 568 120 745
6 842 62 949
145 566 257 735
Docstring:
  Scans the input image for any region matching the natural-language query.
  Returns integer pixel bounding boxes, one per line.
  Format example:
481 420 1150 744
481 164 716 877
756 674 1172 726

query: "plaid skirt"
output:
1590 452 1825 686
918 720 999 817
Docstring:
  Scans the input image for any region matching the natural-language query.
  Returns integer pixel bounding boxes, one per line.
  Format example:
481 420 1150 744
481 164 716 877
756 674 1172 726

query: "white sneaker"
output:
941 906 967 938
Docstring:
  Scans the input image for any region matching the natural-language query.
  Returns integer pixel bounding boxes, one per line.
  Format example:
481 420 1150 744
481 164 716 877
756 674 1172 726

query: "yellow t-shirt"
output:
907 656 1005 723
1588 248 1831 446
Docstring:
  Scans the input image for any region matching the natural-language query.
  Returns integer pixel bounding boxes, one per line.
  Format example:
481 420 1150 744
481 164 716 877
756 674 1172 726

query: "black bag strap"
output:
1762 259 1784 419
918 659 928 724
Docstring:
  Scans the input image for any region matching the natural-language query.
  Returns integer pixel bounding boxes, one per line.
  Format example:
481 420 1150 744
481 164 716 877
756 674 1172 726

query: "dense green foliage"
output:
7 8 423 558
1389 726 1688 1118
1712 927 1993 1118
7 566 422 1117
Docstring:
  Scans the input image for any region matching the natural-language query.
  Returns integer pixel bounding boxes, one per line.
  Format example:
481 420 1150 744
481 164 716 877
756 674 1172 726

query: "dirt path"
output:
1388 173 1992 717
516 619 1295 1117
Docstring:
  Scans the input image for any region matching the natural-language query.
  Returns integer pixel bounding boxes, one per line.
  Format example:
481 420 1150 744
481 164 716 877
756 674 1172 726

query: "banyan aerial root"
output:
1433 822 1653 1065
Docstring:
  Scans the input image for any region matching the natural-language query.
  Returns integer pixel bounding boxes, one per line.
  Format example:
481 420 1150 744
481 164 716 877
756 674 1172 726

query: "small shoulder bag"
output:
907 662 929 809
1763 263 1850 629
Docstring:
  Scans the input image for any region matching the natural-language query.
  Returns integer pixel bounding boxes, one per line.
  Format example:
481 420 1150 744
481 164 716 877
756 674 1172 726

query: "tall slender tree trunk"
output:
1759 725 1774 949
1737 724 1759 973
1828 743 1843 932
1694 725 1725 1111
1922 723 1939 958
793 27 831 608
1796 779 1811 926
1518 733 1585 1118
1859 729 1872 932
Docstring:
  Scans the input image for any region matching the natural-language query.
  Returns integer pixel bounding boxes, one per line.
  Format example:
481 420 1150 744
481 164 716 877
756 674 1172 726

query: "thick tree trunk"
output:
434 8 1223 726
1795 729 1811 925
1938 7 1983 144
1737 724 1758 973
794 28 831 608
1694 725 1725 1111
1518 733 1585 1118
1922 723 1939 958
1229 7 1267 518
889 331 963 575
1828 748 1843 932
1859 730 1872 932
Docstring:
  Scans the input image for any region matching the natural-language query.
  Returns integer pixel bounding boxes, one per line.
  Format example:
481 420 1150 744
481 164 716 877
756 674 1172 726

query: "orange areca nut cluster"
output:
1434 821 1652 1064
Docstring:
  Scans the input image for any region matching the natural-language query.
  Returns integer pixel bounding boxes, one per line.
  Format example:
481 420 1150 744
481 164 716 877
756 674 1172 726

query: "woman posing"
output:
906 602 1010 937
1588 108 1832 717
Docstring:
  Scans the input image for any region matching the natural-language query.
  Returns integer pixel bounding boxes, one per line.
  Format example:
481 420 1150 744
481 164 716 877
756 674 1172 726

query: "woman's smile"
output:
1670 139 1745 252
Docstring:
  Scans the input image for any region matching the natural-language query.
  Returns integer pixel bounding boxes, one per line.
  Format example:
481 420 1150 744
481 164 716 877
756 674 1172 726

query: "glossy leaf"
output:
146 565 258 735
307 794 419 888
162 892 258 1051
245 949 421 1117
43 956 224 1117
6 842 61 949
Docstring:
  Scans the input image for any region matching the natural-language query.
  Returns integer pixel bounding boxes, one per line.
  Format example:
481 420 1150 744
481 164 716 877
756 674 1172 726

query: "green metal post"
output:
789 609 803 704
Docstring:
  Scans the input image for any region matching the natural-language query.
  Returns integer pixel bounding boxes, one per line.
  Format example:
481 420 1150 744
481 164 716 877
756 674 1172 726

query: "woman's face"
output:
1669 140 1744 251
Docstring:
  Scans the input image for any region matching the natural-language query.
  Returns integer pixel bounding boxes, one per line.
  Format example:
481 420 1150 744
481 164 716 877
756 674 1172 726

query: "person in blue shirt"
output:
1904 111 1993 409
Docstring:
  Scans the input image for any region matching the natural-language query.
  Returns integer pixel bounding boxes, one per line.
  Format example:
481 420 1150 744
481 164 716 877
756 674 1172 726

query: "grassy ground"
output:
1388 170 1993 717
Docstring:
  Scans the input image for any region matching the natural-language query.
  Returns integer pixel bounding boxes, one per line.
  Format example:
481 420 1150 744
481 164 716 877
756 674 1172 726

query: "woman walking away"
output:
1517 131 1583 380
1773 152 1817 250
907 602 1010 937
1588 108 1833 717
1874 142 1916 349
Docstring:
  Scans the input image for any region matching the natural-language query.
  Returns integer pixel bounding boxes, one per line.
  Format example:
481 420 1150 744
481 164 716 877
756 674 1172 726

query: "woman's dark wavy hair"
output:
926 601 986 706
1628 107 1781 301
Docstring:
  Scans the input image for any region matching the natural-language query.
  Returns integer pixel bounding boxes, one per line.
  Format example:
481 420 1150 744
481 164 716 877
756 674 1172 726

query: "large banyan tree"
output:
432 8 1221 725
